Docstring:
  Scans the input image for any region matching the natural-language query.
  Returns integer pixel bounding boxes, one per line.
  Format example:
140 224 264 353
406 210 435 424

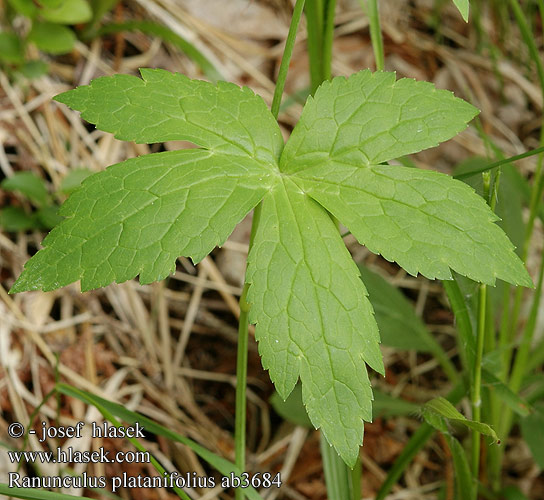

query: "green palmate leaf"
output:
54 68 282 164
12 150 274 292
11 69 530 467
246 178 383 466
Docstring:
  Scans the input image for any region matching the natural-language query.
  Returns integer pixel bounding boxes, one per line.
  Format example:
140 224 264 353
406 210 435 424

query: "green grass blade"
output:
375 423 435 500
57 387 191 500
97 21 221 81
482 368 531 417
445 435 475 499
322 0 336 81
56 383 265 500
443 277 476 370
320 433 358 500
523 373 544 404
360 0 385 70
304 1 324 93
271 0 306 118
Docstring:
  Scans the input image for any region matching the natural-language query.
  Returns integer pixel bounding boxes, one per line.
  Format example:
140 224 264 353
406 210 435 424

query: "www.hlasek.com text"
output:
8 447 149 464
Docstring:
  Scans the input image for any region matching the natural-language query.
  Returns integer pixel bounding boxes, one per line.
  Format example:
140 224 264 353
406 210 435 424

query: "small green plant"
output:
0 0 94 77
0 0 218 81
10 66 531 469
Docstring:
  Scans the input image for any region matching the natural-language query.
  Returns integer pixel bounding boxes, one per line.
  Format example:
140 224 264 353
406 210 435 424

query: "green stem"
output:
305 0 324 94
271 0 306 118
471 284 487 485
366 0 385 70
322 0 337 81
234 285 250 500
470 171 493 487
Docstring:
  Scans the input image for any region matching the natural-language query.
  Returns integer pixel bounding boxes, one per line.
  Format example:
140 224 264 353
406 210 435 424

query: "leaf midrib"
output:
292 169 490 239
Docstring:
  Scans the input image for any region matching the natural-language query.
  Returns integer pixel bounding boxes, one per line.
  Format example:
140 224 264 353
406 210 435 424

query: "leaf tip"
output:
9 272 37 294
52 90 71 105
518 270 535 289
